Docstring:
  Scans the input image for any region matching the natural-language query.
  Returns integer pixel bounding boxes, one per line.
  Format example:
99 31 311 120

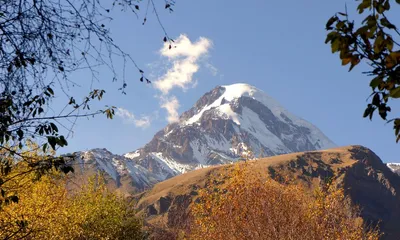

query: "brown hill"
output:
135 145 400 240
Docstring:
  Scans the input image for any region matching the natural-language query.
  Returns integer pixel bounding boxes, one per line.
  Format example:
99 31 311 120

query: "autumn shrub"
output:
187 164 380 240
62 176 145 240
0 146 145 240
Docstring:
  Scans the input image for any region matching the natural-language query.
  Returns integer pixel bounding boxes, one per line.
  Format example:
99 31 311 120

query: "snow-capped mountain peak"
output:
125 83 336 182
72 83 337 190
182 83 335 152
185 83 286 125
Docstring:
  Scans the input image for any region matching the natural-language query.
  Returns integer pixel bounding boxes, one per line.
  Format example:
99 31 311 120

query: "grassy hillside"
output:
135 145 400 240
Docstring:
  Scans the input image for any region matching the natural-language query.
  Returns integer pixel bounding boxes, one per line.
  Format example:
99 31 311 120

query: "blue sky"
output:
57 0 400 163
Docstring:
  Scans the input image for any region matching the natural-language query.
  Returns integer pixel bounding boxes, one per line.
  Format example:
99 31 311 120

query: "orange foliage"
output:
188 164 380 240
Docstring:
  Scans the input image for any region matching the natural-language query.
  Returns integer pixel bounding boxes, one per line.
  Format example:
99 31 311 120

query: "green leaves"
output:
1 162 12 176
375 0 390 14
47 136 57 150
0 189 19 207
2 195 19 206
380 18 396 29
363 104 375 120
47 135 68 150
374 31 385 54
372 93 380 106
59 164 74 174
15 220 28 229
50 122 58 133
47 87 54 95
385 51 400 68
369 76 383 89
394 119 400 142
327 0 400 142
357 0 372 14
326 16 338 30
104 107 115 119
8 195 19 204
389 88 400 98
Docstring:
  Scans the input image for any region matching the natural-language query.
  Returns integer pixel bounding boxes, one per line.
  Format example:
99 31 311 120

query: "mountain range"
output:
70 83 343 190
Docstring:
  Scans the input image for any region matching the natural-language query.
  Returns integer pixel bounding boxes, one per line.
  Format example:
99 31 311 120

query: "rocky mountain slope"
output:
69 83 338 191
135 146 400 240
124 83 336 181
67 148 161 191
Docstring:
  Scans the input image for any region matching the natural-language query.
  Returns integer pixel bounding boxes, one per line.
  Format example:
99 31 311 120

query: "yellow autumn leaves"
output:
0 173 145 240
0 146 145 240
187 164 380 240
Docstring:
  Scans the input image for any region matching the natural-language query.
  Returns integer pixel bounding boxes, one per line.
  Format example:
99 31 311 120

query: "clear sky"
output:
56 0 400 163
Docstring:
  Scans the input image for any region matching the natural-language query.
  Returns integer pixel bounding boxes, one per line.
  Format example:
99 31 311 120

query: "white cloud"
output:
115 108 151 129
134 116 151 128
154 34 212 123
160 96 180 123
205 62 218 76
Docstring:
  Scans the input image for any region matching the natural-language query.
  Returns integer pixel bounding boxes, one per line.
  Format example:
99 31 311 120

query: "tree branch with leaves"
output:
325 0 400 141
0 0 176 211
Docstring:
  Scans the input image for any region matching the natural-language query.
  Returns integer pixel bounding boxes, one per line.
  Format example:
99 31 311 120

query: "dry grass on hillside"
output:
138 146 359 209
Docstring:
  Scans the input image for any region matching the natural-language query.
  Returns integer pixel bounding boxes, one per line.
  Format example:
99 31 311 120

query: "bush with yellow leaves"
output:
0 145 145 240
1 171 145 240
188 164 380 240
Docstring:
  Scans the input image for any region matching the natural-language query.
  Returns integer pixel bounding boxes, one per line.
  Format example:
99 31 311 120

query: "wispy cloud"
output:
205 62 218 76
154 34 212 123
160 96 180 123
115 107 151 129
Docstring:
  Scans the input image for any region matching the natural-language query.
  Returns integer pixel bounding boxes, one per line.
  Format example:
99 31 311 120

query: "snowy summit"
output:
74 83 337 190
